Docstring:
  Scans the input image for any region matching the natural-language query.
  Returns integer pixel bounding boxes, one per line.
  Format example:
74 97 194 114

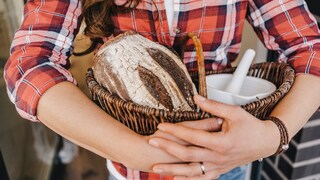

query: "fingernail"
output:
153 167 163 173
157 124 166 131
149 139 159 147
217 118 224 125
195 95 206 102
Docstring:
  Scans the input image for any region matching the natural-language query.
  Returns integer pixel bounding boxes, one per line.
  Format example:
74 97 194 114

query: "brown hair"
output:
74 0 141 55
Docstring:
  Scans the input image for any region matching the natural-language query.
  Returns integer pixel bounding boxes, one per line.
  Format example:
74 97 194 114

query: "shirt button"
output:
175 28 181 34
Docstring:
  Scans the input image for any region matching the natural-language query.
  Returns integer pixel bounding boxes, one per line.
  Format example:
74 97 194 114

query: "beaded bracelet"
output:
264 116 289 155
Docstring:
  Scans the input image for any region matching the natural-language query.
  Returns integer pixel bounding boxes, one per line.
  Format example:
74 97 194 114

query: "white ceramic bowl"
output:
206 74 276 105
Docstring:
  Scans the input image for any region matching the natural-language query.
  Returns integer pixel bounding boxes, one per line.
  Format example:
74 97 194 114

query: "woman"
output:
4 0 320 179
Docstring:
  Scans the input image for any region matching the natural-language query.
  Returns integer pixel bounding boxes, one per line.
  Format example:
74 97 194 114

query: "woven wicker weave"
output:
86 34 295 135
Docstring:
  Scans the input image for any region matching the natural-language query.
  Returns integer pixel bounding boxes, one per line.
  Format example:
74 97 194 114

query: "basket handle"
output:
187 32 207 98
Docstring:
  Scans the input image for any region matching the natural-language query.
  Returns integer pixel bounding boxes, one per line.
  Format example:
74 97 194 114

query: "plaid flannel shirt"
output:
4 0 320 179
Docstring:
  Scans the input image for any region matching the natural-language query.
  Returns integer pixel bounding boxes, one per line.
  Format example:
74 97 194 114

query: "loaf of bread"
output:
92 31 198 111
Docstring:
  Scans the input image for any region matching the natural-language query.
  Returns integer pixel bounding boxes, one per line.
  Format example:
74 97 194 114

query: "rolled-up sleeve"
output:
247 0 320 77
3 0 82 121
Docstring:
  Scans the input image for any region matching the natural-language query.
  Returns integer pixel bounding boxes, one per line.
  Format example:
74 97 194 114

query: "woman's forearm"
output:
270 74 320 139
37 81 179 171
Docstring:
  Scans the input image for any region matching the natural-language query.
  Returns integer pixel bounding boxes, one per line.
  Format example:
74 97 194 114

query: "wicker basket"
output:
85 34 295 135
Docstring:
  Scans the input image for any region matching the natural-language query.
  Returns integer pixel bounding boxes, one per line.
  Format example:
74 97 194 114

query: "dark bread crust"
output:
137 65 174 110
146 48 196 110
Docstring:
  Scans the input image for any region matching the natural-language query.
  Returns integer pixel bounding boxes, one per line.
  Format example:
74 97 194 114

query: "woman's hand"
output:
150 118 223 146
137 117 224 171
123 115 223 172
148 95 280 179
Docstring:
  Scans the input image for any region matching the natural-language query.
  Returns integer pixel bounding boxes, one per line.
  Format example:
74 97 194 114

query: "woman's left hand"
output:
148 95 280 179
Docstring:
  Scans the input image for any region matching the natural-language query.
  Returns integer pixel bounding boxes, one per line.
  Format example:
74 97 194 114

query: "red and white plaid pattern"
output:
4 0 82 121
4 0 320 179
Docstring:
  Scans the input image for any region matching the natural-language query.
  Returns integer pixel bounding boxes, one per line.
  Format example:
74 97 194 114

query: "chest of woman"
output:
110 0 249 71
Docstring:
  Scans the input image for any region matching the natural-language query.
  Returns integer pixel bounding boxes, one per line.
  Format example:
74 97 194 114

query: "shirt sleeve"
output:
3 0 82 121
247 0 320 77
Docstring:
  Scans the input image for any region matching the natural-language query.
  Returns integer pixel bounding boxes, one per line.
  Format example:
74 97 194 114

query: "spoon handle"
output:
224 49 256 95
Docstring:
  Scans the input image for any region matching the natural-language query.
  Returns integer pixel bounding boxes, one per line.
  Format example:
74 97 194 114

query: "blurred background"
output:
0 0 106 179
0 0 319 180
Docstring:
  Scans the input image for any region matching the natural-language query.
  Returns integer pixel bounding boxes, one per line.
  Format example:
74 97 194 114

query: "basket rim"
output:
86 62 295 119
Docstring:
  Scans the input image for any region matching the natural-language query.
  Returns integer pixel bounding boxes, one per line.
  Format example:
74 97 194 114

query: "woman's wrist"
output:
264 116 290 155
261 120 282 157
120 135 181 172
